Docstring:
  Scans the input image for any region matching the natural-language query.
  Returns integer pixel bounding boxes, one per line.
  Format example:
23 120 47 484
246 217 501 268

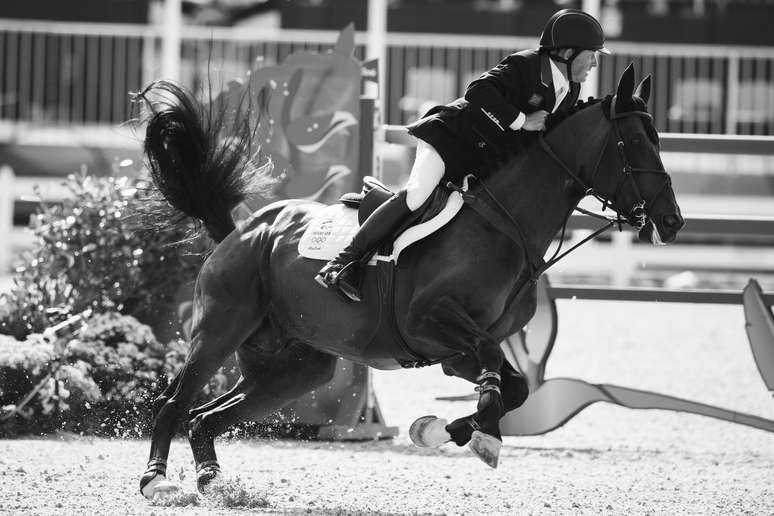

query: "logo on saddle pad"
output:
298 192 466 264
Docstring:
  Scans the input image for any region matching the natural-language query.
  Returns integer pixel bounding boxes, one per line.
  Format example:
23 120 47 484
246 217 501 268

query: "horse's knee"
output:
501 368 529 411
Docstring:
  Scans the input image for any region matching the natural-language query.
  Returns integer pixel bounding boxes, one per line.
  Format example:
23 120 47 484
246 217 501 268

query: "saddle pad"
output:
298 190 466 264
298 204 360 261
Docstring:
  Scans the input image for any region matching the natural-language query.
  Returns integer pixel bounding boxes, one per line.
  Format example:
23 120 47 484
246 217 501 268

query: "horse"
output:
137 63 684 498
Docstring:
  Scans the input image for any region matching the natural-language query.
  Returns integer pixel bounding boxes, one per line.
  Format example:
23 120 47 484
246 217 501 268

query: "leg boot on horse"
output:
410 361 530 449
315 190 412 302
410 370 511 468
443 360 529 449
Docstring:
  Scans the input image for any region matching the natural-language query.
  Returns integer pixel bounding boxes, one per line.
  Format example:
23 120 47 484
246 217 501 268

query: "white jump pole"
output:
0 166 15 275
367 0 388 114
161 0 182 82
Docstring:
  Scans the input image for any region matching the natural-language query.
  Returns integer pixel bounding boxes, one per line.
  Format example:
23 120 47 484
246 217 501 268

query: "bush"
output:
0 311 228 436
0 170 202 340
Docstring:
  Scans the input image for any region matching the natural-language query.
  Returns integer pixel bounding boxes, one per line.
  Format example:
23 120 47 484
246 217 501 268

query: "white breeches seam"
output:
404 140 446 211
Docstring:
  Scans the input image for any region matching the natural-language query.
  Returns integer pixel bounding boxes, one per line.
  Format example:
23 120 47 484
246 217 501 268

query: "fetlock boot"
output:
315 191 412 302
468 370 504 468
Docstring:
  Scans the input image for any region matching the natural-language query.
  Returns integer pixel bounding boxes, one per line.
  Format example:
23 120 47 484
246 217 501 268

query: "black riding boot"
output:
315 191 412 302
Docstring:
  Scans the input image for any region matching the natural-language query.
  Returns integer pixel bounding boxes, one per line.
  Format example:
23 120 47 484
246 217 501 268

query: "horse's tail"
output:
136 79 274 243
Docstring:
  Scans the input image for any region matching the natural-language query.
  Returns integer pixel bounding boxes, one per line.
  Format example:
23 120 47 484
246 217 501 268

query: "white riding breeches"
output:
404 140 446 211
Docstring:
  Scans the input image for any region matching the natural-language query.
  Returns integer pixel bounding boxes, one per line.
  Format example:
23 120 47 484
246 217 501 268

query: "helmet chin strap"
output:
551 48 582 82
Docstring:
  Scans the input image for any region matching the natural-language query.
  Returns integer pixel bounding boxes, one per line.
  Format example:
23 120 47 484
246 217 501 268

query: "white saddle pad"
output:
298 190 465 264
298 204 361 261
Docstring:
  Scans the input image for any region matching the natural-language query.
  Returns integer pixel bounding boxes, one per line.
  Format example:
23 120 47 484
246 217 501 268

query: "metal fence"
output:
1 19 773 136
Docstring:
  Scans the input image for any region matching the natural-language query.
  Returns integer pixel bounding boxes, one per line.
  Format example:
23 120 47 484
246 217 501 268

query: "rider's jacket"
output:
407 49 581 184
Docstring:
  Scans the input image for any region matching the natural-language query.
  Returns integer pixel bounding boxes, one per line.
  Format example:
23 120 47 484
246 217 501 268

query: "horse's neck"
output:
488 114 604 257
487 147 581 258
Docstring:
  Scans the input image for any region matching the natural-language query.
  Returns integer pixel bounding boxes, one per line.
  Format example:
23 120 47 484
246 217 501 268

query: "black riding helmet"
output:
539 9 610 77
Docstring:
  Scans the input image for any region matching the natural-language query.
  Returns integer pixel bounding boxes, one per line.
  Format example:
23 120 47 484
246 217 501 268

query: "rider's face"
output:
570 50 598 82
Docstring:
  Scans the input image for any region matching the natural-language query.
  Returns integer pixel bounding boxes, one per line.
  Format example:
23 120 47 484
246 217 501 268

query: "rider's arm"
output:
464 54 527 132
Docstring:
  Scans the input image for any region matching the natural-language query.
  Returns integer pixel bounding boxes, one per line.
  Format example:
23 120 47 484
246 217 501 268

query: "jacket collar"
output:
540 53 552 88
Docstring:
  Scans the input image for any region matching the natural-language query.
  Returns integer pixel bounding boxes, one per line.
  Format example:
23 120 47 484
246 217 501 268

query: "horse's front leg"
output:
405 296 511 467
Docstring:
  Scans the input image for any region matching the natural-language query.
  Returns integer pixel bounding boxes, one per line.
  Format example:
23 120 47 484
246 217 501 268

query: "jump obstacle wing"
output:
279 360 398 441
487 276 774 436
743 278 774 392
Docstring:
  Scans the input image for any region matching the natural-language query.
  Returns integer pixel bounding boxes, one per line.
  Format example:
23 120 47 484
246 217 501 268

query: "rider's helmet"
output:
539 9 611 55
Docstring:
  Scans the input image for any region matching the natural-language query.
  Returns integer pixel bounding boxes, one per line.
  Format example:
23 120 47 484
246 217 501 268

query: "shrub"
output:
0 311 227 436
0 169 202 340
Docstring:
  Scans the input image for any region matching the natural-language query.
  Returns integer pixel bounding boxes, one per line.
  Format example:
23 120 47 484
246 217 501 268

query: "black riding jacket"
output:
407 49 581 183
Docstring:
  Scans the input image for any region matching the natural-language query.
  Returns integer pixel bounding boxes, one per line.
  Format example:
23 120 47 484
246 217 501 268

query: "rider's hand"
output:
521 110 549 132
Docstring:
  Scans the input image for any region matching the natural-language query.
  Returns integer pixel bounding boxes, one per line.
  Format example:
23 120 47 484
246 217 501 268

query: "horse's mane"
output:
545 93 651 133
483 92 654 185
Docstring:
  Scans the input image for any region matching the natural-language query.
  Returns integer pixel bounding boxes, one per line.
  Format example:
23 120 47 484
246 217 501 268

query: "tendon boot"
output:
468 371 504 468
445 366 527 446
315 191 412 302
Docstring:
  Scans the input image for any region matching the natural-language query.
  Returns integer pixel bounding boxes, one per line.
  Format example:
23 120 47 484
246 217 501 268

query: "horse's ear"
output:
333 23 355 57
635 74 652 104
616 63 636 101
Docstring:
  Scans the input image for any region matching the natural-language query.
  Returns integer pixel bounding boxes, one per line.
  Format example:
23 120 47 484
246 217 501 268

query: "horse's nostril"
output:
663 214 684 230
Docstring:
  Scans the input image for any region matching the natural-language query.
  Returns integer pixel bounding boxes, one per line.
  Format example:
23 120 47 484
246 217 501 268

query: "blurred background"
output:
1 0 773 291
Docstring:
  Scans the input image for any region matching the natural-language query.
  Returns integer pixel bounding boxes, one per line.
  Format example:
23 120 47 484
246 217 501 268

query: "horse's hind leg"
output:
187 379 249 422
187 340 337 492
140 244 266 498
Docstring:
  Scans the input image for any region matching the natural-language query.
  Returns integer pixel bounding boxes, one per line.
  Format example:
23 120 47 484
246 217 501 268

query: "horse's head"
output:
562 64 684 244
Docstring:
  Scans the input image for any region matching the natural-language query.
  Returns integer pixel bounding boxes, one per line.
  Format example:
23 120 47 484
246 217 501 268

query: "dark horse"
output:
138 64 683 498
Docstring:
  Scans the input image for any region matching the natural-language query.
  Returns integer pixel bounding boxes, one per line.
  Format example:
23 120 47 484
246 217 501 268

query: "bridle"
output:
456 100 675 336
541 103 672 230
461 102 673 284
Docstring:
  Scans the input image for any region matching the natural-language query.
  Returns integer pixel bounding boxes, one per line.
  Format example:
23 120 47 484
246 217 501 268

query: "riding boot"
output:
315 190 412 302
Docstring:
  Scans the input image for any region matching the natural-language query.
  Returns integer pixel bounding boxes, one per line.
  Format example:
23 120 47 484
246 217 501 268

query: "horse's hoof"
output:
468 430 501 468
409 416 451 448
140 472 179 500
152 480 183 500
196 461 222 495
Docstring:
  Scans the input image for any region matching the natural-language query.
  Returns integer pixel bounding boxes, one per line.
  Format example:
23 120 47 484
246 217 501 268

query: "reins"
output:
459 106 671 336
454 104 670 331
466 108 665 282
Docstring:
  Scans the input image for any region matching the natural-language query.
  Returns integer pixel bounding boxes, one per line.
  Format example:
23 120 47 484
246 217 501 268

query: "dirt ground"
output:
2 300 774 515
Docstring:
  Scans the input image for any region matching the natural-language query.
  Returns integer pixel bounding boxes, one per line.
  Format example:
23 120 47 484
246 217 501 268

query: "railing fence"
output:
1 20 773 137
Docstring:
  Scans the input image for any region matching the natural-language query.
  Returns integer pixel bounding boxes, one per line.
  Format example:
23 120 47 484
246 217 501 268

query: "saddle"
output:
298 176 465 263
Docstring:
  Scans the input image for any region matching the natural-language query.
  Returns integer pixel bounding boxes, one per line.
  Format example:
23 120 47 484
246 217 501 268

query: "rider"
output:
315 9 611 302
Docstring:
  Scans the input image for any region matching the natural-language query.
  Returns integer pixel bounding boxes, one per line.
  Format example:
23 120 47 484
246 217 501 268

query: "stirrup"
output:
333 262 363 302
314 262 346 289
315 261 362 302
